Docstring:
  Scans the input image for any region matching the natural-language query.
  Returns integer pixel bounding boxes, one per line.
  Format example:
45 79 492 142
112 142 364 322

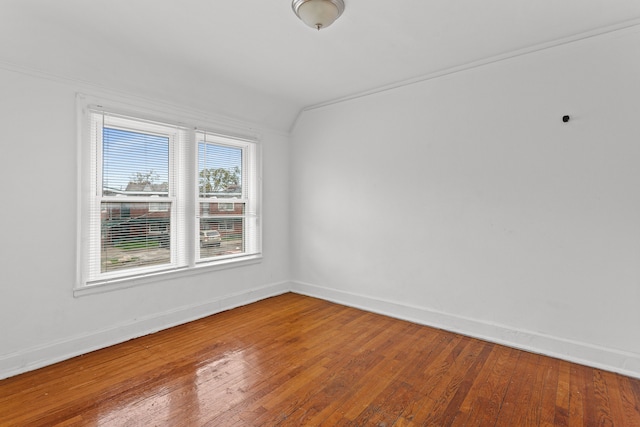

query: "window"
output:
78 99 261 290
197 132 259 262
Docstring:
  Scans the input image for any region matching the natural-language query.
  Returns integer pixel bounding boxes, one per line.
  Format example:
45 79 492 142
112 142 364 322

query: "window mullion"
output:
180 128 196 267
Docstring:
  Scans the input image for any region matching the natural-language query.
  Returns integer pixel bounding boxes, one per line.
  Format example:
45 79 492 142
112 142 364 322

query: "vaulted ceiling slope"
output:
2 1 639 132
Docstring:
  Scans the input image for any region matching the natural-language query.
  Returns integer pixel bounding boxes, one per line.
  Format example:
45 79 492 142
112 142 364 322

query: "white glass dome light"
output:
292 0 345 30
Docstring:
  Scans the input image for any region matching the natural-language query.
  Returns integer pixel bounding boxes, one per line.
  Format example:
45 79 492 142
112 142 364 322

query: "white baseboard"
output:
291 280 640 379
0 281 291 380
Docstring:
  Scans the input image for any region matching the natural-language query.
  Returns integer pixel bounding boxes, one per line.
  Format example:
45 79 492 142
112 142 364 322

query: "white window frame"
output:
196 132 260 263
76 94 262 296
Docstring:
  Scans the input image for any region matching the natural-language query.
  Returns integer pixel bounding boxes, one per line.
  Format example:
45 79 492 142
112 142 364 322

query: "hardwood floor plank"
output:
537 356 559 426
448 342 503 425
401 338 486 424
508 352 543 426
490 350 531 426
380 331 457 423
451 345 519 427
526 353 553 426
554 360 572 426
267 317 406 425
591 369 615 426
568 364 587 427
432 341 495 426
617 373 640 425
317 334 439 426
1 293 639 427
602 371 627 427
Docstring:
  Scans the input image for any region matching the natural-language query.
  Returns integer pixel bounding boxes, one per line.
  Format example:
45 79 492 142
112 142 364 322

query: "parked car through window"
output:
200 230 222 247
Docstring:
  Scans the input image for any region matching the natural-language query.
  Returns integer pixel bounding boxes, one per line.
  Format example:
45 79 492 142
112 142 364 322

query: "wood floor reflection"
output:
1 293 640 426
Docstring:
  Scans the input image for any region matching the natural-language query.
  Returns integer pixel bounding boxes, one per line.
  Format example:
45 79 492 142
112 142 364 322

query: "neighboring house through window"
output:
217 202 235 211
218 220 235 232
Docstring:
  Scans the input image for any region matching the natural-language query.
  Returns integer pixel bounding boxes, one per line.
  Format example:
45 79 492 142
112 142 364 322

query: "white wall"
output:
290 27 640 377
0 68 291 379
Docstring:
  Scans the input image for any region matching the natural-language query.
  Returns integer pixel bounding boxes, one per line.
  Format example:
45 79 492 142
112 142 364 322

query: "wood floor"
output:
1 293 640 426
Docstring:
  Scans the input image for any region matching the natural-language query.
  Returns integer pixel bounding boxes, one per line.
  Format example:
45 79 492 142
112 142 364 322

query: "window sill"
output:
74 254 262 297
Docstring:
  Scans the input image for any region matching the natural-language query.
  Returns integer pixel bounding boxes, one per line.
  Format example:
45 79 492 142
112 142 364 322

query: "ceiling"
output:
2 1 640 131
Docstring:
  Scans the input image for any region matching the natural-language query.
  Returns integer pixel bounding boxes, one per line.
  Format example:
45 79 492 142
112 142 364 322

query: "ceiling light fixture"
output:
292 0 345 31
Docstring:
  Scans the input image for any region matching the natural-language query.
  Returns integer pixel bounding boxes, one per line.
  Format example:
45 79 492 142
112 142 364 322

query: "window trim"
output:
73 255 263 297
76 93 262 295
